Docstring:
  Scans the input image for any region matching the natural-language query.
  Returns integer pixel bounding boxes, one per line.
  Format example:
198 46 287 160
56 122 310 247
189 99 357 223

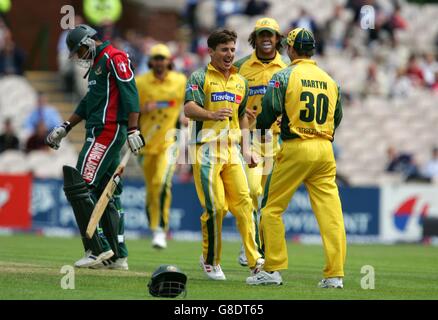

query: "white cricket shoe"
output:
200 255 226 280
250 258 265 275
109 257 128 270
74 249 114 268
74 250 92 267
318 277 343 289
152 230 167 249
89 257 129 270
246 270 283 285
238 244 248 266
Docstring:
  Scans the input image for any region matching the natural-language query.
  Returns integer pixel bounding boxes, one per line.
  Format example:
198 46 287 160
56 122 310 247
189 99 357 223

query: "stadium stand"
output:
193 0 438 186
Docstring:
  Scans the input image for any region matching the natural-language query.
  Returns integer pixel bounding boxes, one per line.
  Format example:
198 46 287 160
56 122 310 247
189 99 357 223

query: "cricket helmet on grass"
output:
148 264 187 298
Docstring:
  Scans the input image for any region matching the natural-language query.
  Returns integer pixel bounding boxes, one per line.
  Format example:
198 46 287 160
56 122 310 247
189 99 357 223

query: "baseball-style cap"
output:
149 43 171 59
282 27 315 50
254 17 280 35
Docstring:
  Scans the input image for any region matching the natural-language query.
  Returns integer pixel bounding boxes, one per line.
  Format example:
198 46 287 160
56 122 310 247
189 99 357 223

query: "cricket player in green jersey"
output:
46 24 145 270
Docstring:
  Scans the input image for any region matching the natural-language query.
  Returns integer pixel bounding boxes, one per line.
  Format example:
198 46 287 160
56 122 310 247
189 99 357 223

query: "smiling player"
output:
184 29 264 281
233 18 288 266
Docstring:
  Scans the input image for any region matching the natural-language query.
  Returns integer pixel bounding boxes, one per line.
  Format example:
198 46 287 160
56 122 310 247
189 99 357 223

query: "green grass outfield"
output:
0 234 437 300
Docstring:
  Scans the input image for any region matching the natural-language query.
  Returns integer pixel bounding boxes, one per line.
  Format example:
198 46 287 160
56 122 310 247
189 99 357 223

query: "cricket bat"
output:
86 149 131 239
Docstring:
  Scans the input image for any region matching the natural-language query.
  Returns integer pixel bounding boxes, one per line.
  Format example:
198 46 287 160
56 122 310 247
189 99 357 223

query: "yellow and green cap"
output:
254 17 280 35
149 43 171 59
282 27 315 50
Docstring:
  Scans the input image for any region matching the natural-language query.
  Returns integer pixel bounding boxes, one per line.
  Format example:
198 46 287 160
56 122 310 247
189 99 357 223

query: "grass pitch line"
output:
0 260 150 278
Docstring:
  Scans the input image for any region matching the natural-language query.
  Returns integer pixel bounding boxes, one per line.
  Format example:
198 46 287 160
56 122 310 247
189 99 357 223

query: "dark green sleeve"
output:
110 54 140 114
74 94 88 119
334 85 343 129
184 68 206 107
238 78 249 118
256 73 284 130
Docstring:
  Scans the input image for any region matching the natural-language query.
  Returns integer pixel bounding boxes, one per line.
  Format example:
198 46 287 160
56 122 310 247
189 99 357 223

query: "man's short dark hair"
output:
293 47 315 57
147 59 174 70
248 31 284 52
207 29 237 50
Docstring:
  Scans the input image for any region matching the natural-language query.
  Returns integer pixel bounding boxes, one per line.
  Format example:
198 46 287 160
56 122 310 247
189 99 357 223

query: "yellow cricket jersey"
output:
184 63 248 144
234 51 288 132
136 70 187 154
257 59 343 141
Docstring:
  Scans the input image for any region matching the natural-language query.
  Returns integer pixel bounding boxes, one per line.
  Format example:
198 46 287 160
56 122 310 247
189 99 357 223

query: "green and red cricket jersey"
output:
75 41 139 186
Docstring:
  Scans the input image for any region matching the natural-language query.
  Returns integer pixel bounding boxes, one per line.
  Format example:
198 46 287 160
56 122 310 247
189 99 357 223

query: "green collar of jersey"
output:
291 58 316 66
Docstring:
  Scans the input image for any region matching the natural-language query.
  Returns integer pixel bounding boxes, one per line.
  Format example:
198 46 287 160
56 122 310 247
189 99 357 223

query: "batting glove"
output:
45 121 71 150
127 128 145 155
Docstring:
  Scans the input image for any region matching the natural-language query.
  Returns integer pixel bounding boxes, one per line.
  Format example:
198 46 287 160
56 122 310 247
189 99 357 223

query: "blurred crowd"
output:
385 146 438 182
0 16 25 76
0 92 62 154
54 0 438 101
1 0 438 184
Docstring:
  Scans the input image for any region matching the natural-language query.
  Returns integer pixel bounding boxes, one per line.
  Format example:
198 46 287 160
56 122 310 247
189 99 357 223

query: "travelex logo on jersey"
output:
211 92 242 104
393 196 428 231
268 80 280 88
155 100 176 109
248 85 267 96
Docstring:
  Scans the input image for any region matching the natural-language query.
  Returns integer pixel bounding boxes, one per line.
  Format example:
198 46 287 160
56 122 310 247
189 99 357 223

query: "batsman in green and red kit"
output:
46 25 145 270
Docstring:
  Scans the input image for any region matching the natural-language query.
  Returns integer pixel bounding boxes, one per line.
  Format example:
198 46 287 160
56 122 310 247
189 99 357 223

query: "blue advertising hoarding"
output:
31 179 379 240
